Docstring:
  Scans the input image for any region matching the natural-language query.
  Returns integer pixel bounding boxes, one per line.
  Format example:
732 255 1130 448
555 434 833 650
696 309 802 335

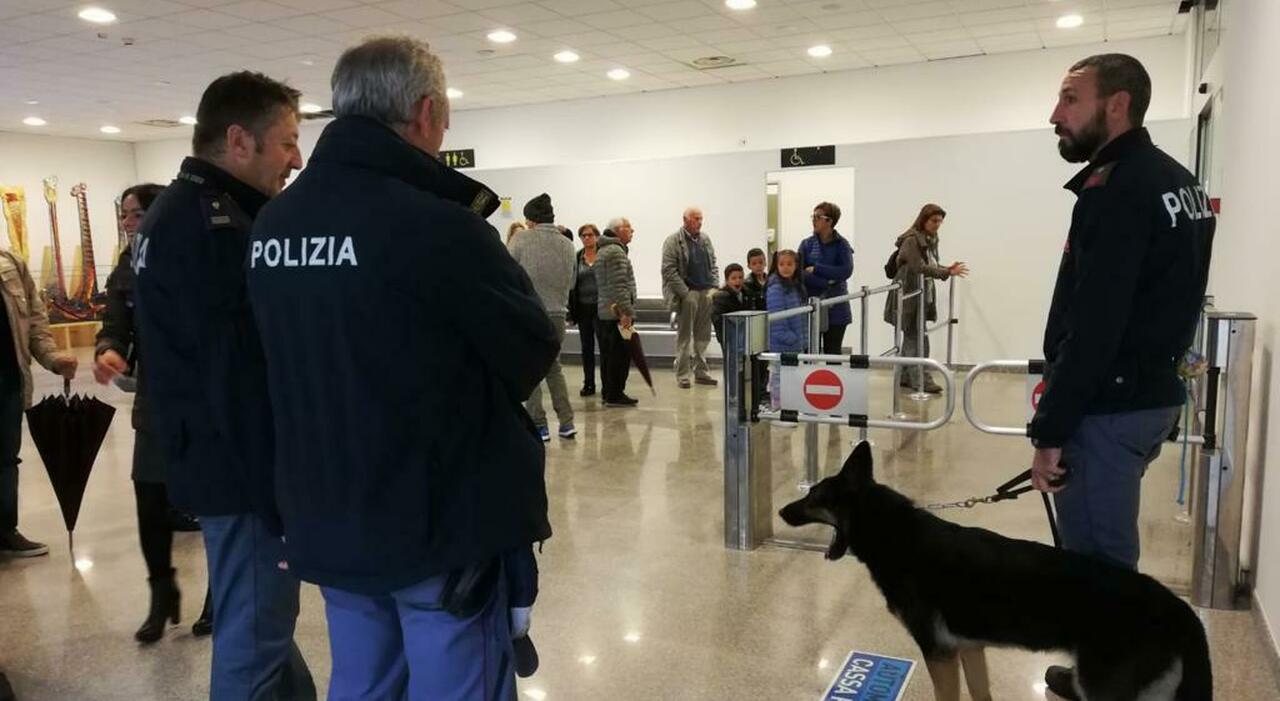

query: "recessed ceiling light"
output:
487 29 516 44
300 58 314 66
1056 14 1084 29
23 116 46 127
24 99 38 105
300 102 323 114
179 115 197 125
78 7 117 24
99 125 120 134
807 44 833 58
607 68 631 80
446 87 463 99
725 0 757 9
554 50 580 63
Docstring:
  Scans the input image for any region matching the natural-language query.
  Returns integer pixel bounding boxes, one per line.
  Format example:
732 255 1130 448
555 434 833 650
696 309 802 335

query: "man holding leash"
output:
1030 53 1214 698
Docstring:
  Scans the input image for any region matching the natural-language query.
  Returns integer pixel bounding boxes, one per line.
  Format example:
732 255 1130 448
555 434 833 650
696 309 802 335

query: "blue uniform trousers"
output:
202 514 315 701
1055 406 1181 570
321 572 515 701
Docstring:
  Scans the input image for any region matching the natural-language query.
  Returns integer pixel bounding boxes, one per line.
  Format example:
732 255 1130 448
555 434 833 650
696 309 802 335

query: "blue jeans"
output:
1055 407 1180 570
322 572 515 701
201 514 315 701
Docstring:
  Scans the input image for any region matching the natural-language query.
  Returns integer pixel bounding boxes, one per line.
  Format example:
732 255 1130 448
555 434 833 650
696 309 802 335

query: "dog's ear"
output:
825 528 849 560
840 441 874 487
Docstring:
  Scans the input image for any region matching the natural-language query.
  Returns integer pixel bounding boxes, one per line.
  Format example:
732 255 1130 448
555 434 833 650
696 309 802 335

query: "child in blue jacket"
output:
767 249 809 408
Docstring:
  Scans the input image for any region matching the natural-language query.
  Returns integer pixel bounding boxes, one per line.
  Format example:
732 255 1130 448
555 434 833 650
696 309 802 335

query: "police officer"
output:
247 37 557 700
133 72 314 700
1030 54 1214 698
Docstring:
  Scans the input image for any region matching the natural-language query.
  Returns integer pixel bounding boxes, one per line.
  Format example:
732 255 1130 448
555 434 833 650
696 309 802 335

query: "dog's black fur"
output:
780 442 1212 700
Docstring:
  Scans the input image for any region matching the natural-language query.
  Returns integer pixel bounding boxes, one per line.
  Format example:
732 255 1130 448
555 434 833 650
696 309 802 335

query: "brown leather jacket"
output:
0 251 63 408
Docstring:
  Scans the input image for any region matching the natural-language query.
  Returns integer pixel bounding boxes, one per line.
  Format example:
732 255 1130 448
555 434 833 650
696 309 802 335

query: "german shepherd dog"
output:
779 442 1212 701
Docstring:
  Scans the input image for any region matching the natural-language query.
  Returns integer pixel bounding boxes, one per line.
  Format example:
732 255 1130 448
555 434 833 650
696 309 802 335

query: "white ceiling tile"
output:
444 0 531 9
892 15 958 33
224 22 304 42
1105 27 1169 41
920 39 983 59
877 1 955 23
7 11 84 34
1041 26 1104 47
958 7 1031 25
272 0 362 10
674 14 741 32
609 22 681 41
538 0 623 15
974 32 1042 53
753 59 817 77
168 9 252 30
479 3 562 23
964 20 1037 38
635 1 716 22
373 0 467 20
320 6 409 28
859 46 926 66
280 14 354 35
427 12 506 33
216 1 310 21
578 10 655 30
832 23 901 41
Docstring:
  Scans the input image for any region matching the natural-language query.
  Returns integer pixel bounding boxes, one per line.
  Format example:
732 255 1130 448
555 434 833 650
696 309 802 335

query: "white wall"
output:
1208 0 1280 653
767 167 856 253
0 133 138 290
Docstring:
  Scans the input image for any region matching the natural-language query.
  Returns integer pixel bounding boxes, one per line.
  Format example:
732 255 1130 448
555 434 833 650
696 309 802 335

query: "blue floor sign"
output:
820 651 916 701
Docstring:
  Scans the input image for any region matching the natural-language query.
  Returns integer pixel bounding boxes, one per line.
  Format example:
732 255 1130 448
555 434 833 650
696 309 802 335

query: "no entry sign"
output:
1027 374 1045 421
780 364 869 416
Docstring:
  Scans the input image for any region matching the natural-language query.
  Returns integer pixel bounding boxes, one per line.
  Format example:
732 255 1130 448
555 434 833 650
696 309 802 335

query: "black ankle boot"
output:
192 588 213 637
135 570 180 644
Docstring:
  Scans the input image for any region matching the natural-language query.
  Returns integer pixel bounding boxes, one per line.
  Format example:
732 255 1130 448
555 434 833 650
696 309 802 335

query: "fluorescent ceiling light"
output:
78 7 117 24
554 50 580 63
446 88 463 98
487 30 517 44
726 0 757 9
807 44 833 58
300 102 323 114
1056 14 1084 29
100 125 120 134
23 116 46 126
607 68 631 80
179 115 197 125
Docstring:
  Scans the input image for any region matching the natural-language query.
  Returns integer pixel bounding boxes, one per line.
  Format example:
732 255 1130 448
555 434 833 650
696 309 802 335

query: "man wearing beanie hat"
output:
510 193 577 440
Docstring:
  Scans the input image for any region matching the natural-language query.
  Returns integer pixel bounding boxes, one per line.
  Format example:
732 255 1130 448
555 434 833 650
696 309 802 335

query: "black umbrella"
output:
619 325 656 396
25 379 115 561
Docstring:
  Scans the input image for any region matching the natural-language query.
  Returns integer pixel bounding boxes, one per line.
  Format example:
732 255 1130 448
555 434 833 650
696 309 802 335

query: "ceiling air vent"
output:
137 119 181 128
689 55 741 70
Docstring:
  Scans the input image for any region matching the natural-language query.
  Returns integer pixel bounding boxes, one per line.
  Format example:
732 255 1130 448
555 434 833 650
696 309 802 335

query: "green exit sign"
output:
441 149 475 169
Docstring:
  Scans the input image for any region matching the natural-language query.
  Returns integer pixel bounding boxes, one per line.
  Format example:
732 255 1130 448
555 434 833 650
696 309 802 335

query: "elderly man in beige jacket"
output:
0 250 78 559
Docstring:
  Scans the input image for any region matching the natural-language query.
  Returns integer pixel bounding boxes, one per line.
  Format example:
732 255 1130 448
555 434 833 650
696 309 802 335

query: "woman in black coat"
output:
567 224 602 396
94 184 213 643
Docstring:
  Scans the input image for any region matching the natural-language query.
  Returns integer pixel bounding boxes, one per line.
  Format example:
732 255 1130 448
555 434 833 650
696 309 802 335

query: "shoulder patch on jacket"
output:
200 194 236 230
1081 162 1116 190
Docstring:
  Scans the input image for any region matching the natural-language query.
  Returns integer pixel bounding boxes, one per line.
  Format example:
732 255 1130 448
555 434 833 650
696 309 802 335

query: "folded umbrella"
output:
25 379 115 562
619 324 656 397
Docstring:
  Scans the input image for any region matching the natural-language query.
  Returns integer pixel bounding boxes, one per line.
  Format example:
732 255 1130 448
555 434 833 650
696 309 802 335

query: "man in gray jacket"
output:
509 193 576 439
661 207 718 388
596 218 638 407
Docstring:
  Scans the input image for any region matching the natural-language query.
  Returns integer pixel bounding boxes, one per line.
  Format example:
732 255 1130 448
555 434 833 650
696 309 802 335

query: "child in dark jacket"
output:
712 263 749 349
766 250 809 409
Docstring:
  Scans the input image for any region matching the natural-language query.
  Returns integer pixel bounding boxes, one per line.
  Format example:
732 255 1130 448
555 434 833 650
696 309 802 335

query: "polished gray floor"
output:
1 352 1277 700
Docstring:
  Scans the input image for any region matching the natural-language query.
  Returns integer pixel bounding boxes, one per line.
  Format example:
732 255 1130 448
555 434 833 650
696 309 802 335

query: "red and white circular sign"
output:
803 369 844 411
1031 379 1046 411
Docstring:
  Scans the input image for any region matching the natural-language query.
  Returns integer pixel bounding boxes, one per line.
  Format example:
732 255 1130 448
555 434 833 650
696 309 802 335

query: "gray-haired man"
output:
661 207 718 388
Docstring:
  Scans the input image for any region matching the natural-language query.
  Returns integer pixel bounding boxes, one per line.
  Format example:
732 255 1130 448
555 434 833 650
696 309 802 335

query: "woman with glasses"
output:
568 223 602 396
797 202 854 354
94 183 214 644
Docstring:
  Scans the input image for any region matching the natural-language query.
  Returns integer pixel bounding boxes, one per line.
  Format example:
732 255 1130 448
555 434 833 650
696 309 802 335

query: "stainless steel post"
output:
909 273 931 401
859 285 870 442
723 311 773 550
1191 311 1257 609
945 276 956 367
802 297 822 488
892 284 906 419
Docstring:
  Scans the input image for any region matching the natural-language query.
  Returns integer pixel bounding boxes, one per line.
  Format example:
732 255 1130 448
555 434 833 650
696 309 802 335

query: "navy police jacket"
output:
132 157 279 530
247 116 557 595
1030 128 1215 448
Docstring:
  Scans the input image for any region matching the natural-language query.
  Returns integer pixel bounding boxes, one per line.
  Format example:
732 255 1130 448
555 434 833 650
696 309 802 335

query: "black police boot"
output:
135 570 180 644
192 588 213 638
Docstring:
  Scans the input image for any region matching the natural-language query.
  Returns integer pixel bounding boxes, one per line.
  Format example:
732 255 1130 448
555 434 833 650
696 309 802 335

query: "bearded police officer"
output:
1030 54 1215 698
247 37 557 699
133 72 314 700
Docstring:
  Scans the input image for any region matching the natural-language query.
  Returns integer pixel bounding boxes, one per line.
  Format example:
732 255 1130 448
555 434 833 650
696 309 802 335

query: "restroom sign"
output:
781 365 868 416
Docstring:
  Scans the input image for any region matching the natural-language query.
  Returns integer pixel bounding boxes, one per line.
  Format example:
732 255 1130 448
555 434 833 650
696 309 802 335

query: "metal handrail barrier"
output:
961 359 1207 443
